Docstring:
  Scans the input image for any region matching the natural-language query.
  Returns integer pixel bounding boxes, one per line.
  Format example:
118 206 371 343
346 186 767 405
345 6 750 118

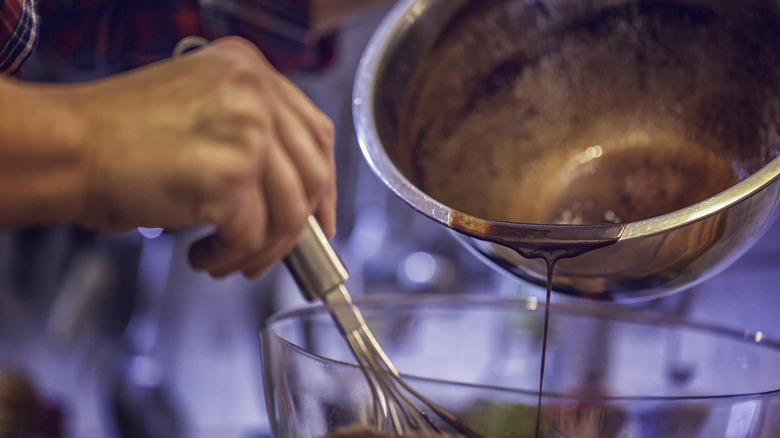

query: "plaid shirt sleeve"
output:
0 0 38 76
28 0 334 76
33 0 204 74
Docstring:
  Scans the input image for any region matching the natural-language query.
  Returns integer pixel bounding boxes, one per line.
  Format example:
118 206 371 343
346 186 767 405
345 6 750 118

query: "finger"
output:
240 159 337 278
315 177 337 238
272 78 336 237
189 233 236 278
188 189 269 276
202 126 331 279
235 235 295 279
272 73 335 157
218 137 309 280
263 136 311 245
274 103 335 206
216 148 308 279
204 207 300 279
209 36 332 154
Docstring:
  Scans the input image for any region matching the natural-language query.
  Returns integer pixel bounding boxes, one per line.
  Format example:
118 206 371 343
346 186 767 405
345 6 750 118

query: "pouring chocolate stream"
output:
449 210 625 436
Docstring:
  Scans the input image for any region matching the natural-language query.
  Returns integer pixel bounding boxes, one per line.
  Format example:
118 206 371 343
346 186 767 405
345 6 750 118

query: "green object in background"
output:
460 401 540 438
460 399 629 438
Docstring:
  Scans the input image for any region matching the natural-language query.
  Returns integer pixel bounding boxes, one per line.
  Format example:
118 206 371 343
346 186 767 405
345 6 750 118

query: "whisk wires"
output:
323 288 484 437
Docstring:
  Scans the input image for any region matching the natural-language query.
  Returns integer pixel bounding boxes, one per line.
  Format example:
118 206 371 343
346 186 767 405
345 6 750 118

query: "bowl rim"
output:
262 293 780 401
352 0 780 242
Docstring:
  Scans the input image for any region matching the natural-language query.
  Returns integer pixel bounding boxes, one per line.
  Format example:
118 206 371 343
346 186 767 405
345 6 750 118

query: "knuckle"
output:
213 44 274 94
215 37 268 63
277 199 309 236
244 230 266 253
199 178 254 228
218 158 254 188
319 114 335 137
317 115 335 146
234 112 269 150
305 161 334 199
242 268 264 280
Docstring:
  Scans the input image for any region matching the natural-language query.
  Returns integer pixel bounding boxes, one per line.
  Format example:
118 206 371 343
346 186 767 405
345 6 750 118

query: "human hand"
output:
66 37 337 278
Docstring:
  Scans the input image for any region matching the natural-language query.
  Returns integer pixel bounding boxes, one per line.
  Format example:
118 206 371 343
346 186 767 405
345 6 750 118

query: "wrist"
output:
0 79 91 228
48 86 93 228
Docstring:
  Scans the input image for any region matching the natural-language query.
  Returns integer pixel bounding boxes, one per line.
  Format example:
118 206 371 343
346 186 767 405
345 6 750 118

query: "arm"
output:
0 37 337 279
0 77 88 228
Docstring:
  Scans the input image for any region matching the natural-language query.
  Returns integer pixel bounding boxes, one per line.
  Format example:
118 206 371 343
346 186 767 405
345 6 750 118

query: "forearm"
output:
0 77 88 228
0 37 337 278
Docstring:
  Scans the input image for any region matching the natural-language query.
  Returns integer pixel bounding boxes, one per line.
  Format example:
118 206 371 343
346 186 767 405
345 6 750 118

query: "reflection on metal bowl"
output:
353 0 780 300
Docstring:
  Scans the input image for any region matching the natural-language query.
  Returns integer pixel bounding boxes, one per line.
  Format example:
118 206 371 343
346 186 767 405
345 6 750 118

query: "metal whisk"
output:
285 216 484 437
166 36 481 435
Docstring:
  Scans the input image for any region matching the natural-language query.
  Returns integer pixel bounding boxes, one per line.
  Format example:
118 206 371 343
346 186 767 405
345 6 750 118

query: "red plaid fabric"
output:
0 0 38 75
29 0 334 75
34 0 203 73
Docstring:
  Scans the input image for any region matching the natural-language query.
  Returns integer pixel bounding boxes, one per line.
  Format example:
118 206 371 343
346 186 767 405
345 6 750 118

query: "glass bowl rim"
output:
261 293 780 401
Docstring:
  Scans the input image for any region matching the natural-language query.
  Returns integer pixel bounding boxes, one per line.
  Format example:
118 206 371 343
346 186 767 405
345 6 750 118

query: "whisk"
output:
167 36 482 436
285 215 484 437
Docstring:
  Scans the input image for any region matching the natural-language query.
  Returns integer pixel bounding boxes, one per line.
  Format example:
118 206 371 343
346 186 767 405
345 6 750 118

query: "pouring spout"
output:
448 209 625 261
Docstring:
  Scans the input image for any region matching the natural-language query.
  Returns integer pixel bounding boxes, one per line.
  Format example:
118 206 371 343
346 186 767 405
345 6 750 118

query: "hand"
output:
67 37 337 278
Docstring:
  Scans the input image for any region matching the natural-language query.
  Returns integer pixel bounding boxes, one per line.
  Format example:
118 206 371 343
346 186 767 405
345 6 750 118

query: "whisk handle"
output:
284 215 349 301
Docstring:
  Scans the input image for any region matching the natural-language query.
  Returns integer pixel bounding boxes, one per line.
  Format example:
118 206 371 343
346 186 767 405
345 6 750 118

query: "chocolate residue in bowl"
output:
398 0 780 226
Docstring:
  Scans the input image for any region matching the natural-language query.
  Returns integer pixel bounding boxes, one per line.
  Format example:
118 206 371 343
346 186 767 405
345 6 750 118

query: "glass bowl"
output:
261 295 780 437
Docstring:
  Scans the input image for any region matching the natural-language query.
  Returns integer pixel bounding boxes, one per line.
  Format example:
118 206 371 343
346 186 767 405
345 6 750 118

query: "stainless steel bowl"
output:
353 0 780 301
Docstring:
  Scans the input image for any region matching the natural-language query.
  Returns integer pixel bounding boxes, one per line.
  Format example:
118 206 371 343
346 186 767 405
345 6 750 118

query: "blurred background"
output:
0 3 778 438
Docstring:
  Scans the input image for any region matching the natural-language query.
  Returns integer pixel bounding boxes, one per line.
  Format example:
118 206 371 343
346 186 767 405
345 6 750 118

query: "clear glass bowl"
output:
260 295 780 437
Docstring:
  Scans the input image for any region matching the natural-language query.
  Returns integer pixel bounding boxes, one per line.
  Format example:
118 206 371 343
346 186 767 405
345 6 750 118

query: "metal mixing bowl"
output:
353 0 780 301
